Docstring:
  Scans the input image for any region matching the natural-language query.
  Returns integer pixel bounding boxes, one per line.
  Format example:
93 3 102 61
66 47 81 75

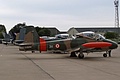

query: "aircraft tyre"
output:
78 53 84 59
32 51 35 53
70 52 77 57
103 53 107 57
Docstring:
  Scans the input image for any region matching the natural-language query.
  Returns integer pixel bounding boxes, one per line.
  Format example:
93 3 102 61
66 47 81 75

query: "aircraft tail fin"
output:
2 32 10 42
24 26 39 43
19 26 40 51
14 26 39 45
19 27 26 41
14 27 26 44
1 32 11 45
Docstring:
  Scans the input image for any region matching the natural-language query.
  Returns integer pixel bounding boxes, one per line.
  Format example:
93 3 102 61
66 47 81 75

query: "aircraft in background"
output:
18 26 118 59
1 27 27 45
1 32 15 45
13 27 27 45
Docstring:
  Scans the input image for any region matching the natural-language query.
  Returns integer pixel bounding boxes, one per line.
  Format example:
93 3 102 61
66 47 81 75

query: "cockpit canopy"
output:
76 31 105 40
55 34 70 39
55 34 75 39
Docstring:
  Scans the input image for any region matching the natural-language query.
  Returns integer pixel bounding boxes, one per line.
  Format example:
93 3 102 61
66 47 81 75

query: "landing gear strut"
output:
78 49 84 59
108 50 111 57
70 49 85 59
70 52 77 57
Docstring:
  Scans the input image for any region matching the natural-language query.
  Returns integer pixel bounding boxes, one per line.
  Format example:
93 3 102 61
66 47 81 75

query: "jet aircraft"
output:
1 32 14 45
18 26 118 59
1 26 28 45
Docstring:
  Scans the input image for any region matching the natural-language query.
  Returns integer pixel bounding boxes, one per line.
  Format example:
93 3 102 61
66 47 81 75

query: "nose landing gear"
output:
103 50 111 57
103 53 107 57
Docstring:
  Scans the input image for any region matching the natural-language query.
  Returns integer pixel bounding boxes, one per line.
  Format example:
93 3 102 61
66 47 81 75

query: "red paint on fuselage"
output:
82 42 112 48
39 38 47 51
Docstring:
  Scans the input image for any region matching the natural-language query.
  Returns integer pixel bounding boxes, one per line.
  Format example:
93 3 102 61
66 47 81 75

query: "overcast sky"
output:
0 0 118 32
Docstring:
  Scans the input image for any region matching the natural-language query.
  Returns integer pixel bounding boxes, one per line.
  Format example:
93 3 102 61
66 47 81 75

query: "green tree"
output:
0 32 4 38
10 23 26 33
104 32 119 39
0 24 6 38
0 24 6 32
35 27 42 33
38 28 51 36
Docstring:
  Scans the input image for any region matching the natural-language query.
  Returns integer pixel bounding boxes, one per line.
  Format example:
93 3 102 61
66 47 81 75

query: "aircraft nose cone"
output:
103 39 118 49
109 41 118 49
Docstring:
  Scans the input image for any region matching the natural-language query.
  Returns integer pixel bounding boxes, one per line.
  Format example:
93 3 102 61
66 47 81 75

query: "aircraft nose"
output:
109 41 118 49
104 39 118 49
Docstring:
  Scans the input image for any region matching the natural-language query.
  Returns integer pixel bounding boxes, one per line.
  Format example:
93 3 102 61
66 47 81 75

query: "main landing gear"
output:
70 49 84 59
70 50 112 59
70 52 77 57
78 49 84 59
78 53 84 59
103 50 112 57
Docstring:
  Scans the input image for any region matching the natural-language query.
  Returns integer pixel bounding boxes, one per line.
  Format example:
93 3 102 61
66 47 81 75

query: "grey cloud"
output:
0 0 116 31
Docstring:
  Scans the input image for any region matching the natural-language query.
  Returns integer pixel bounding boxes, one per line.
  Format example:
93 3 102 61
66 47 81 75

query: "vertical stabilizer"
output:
19 27 26 41
19 26 40 51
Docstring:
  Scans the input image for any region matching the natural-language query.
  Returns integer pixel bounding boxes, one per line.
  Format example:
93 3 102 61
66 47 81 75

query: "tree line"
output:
0 23 119 39
0 24 6 38
9 23 51 37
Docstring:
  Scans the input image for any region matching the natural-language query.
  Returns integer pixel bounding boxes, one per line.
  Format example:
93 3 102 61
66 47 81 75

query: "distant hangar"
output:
67 27 120 36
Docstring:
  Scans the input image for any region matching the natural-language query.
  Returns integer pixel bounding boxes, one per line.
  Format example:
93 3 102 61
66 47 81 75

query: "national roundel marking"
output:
55 44 60 48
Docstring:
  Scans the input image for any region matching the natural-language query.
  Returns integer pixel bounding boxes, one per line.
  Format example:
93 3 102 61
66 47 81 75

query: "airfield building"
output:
67 27 120 36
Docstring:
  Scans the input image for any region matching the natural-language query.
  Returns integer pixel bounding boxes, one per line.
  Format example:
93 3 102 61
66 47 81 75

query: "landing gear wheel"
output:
70 52 77 57
103 53 107 57
78 54 84 59
32 51 35 53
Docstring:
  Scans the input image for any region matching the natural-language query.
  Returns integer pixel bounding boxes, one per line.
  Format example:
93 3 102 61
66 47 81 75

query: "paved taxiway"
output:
0 44 120 80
